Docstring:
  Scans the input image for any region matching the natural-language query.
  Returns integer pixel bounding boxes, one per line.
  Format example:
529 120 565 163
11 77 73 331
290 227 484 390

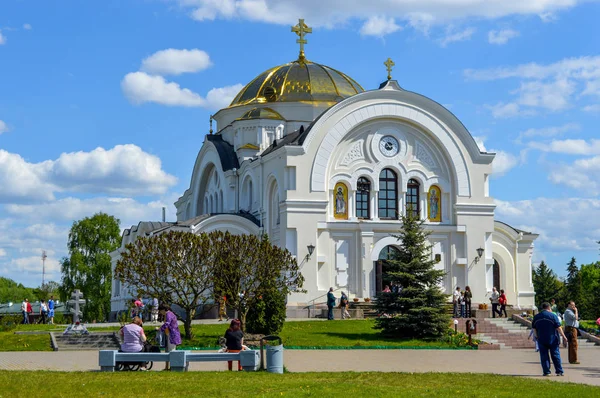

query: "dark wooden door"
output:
493 260 500 290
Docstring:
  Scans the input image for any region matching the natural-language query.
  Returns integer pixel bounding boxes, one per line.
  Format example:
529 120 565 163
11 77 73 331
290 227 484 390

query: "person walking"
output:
39 300 48 324
151 297 159 323
563 301 580 364
464 286 472 318
498 289 508 318
21 299 29 324
489 287 501 318
26 300 33 324
532 302 568 376
340 292 351 320
48 296 55 325
327 288 336 321
453 287 461 318
224 319 244 371
218 296 229 322
157 304 182 370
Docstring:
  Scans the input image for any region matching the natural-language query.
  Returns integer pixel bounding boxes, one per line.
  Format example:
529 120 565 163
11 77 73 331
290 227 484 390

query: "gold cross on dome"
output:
291 19 312 61
384 57 395 80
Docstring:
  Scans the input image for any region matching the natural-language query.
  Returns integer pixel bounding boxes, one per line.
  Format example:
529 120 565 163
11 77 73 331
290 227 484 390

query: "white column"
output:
373 191 379 221
349 190 356 221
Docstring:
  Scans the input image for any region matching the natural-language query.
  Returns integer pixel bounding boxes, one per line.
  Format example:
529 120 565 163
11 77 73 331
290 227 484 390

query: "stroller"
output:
116 342 160 371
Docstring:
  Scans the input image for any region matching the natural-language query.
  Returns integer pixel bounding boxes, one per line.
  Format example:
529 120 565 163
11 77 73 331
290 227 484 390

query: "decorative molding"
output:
415 141 437 170
340 140 365 166
454 203 496 216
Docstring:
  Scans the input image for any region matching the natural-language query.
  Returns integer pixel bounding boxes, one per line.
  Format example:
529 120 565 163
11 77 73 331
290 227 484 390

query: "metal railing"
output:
304 287 345 318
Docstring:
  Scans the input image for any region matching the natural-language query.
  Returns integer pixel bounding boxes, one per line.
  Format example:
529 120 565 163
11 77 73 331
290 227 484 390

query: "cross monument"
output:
63 289 89 335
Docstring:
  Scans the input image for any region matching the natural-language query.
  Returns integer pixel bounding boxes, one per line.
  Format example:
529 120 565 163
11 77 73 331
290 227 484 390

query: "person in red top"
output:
26 300 33 324
499 289 508 318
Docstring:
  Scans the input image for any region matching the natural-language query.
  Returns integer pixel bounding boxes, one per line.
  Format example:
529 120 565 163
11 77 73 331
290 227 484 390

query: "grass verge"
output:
0 371 597 398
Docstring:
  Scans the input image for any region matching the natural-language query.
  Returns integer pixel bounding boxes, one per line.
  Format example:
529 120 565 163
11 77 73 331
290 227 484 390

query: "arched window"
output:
406 178 420 218
378 169 398 219
356 177 371 219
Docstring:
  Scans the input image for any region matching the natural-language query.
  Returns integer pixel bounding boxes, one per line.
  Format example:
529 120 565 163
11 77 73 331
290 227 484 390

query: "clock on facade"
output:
379 135 400 157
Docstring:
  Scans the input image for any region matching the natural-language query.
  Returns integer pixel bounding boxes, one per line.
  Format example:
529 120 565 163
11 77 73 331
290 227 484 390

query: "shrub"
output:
0 315 22 332
245 288 287 335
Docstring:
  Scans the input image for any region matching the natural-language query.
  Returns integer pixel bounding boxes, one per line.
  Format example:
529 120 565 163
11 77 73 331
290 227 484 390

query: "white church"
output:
111 20 538 317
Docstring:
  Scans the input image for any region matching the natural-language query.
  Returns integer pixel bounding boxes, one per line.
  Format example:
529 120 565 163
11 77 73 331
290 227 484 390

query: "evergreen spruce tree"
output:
564 257 582 304
375 211 449 339
532 261 563 308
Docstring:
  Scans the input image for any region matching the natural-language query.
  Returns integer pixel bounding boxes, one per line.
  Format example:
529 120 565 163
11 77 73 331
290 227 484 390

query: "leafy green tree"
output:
564 257 582 306
0 277 35 303
532 261 563 309
578 262 600 320
33 281 61 302
375 211 450 339
246 288 287 335
60 213 121 322
212 232 303 331
115 231 215 339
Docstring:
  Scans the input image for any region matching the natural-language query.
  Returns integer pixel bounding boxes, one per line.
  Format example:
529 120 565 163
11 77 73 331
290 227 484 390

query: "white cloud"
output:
488 29 519 45
359 16 401 37
492 150 519 176
473 136 519 176
122 71 242 110
6 196 176 226
23 23 32 30
438 27 476 47
547 155 600 194
487 102 535 118
528 139 600 155
141 48 212 76
176 1 587 28
466 56 600 116
122 72 205 107
473 136 487 152
517 123 580 141
0 248 5 257
0 32 5 45
205 84 244 109
0 145 177 203
0 120 8 134
583 104 600 112
496 198 600 253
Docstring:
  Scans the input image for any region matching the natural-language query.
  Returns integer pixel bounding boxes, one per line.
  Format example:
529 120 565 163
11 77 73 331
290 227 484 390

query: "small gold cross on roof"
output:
291 19 312 61
384 57 395 80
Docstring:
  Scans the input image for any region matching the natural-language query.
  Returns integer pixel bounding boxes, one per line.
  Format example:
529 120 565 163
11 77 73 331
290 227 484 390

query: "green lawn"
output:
178 320 466 349
1 320 467 352
0 371 597 398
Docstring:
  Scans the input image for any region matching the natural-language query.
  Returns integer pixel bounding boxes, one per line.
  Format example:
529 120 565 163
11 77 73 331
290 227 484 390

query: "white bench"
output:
99 350 261 372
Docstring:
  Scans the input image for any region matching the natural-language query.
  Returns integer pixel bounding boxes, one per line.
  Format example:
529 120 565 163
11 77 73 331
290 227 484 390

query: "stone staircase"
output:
51 332 120 351
474 318 534 349
475 317 600 350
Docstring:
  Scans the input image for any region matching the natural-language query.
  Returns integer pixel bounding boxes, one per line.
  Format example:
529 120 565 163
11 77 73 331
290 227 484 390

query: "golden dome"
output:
236 107 285 121
229 60 364 107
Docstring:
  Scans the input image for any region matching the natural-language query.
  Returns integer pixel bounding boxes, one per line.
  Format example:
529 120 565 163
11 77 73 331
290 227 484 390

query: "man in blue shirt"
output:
532 302 568 376
48 295 55 325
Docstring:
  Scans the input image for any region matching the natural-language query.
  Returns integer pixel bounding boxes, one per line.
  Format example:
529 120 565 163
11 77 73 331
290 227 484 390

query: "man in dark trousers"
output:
532 302 568 376
327 288 336 321
563 301 580 364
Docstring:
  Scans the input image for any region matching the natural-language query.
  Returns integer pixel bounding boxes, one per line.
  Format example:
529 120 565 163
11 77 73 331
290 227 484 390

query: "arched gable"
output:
303 85 495 196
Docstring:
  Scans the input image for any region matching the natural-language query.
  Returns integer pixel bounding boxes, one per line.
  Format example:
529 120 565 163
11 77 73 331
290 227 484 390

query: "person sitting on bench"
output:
120 316 148 370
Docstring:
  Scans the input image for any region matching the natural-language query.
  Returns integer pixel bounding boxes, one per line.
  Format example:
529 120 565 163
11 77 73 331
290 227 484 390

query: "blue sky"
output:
1 0 599 287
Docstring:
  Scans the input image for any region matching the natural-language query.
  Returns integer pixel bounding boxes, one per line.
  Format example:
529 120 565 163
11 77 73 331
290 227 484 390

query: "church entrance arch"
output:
375 245 400 294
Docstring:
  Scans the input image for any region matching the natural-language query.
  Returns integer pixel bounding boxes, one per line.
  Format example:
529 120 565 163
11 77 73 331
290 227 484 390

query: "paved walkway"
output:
0 348 599 386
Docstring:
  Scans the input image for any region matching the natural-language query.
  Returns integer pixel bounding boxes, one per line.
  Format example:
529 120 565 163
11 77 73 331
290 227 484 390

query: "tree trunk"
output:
240 309 248 332
184 308 193 339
